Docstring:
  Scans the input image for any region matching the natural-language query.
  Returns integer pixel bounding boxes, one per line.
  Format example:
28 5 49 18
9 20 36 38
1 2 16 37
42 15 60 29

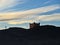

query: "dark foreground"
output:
0 25 60 45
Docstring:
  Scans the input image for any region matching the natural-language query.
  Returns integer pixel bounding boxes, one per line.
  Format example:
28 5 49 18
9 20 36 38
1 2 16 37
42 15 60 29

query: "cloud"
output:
2 0 53 12
0 0 25 10
36 13 60 21
41 0 53 6
7 13 60 24
0 5 59 21
0 4 60 25
8 20 35 24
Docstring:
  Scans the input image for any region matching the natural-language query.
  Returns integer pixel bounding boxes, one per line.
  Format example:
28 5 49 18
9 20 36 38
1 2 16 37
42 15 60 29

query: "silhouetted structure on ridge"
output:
29 22 40 29
0 22 60 45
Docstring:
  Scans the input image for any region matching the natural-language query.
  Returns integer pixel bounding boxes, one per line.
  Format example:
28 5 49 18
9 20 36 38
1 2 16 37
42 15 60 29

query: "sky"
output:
0 0 60 29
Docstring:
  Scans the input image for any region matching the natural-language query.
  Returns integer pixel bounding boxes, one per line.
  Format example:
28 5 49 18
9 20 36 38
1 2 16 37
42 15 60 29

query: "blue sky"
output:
0 0 60 29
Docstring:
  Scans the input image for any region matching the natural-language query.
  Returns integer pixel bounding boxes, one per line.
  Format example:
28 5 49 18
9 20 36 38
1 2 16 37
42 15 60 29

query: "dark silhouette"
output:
29 22 40 29
0 22 60 45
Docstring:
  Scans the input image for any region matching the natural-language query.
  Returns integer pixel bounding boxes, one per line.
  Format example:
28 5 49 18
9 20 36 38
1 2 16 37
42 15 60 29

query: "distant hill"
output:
0 25 60 45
